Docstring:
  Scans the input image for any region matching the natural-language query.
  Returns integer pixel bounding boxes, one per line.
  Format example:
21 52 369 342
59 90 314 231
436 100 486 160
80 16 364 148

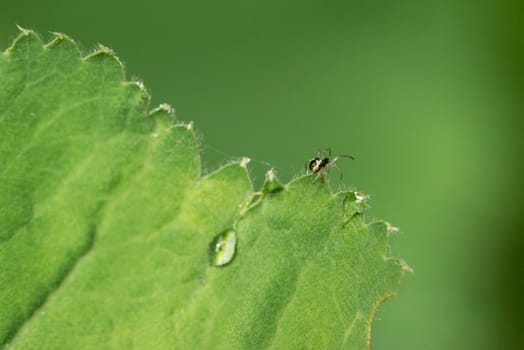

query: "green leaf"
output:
0 29 407 349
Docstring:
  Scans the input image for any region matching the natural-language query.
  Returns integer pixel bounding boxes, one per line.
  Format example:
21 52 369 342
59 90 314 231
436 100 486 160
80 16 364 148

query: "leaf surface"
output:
0 29 406 349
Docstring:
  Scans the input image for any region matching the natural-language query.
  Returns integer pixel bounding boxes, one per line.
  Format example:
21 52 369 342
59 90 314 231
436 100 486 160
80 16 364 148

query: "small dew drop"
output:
209 229 237 266
353 192 368 211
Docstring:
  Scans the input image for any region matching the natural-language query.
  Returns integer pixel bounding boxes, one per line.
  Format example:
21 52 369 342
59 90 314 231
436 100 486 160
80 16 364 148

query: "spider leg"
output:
329 162 344 180
338 154 355 160
317 148 332 158
310 166 328 182
329 155 354 180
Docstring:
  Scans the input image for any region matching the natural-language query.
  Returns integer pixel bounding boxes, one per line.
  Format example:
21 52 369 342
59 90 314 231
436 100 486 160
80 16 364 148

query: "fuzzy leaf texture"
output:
0 29 408 350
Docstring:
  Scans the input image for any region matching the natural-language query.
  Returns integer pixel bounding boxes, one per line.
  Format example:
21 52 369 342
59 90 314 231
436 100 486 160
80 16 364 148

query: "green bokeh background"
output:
1 0 522 349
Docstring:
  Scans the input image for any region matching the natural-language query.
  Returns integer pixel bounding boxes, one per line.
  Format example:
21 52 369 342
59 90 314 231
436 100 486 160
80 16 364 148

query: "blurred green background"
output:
1 0 523 349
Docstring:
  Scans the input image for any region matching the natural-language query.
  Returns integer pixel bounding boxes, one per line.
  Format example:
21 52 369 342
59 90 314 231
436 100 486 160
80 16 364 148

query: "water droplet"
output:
354 192 367 204
209 229 237 266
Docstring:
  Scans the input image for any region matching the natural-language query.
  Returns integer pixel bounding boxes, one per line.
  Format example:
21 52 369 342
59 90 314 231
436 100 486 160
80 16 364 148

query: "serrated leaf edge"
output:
1 28 408 349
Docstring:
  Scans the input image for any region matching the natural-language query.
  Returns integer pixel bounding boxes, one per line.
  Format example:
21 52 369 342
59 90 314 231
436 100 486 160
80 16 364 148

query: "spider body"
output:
308 157 330 173
307 148 354 180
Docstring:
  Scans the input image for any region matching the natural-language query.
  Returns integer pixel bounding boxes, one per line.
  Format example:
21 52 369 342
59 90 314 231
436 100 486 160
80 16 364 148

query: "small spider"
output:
307 148 355 180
